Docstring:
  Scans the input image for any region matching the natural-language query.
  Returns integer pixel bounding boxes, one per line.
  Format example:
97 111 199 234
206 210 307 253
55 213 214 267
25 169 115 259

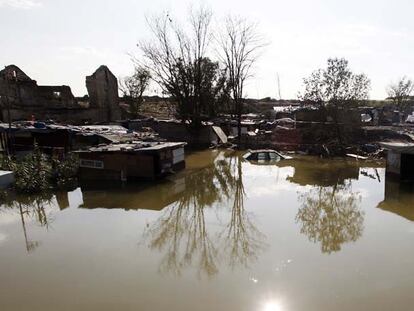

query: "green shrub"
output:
0 154 16 171
2 145 80 194
52 153 79 189
14 144 52 194
0 190 7 201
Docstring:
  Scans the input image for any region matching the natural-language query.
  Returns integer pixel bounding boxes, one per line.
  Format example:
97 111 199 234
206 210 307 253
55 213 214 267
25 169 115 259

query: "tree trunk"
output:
236 100 242 145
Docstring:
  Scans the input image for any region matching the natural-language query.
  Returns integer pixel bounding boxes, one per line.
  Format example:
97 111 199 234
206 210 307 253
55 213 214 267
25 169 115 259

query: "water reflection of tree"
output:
147 196 218 277
220 157 266 268
144 152 266 277
1 193 54 253
296 181 364 254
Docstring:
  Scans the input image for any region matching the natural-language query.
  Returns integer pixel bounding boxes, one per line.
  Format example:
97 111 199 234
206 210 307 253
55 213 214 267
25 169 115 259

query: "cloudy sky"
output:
1 0 413 99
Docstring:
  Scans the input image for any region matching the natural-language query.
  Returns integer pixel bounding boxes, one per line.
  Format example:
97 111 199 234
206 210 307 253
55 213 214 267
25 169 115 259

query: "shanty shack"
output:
0 123 160 156
76 141 186 181
125 119 227 146
0 122 73 156
381 142 414 181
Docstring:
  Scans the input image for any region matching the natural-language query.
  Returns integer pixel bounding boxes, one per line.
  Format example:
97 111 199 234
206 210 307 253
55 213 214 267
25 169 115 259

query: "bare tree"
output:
137 7 222 129
386 76 414 115
217 16 265 141
119 66 151 118
300 58 370 145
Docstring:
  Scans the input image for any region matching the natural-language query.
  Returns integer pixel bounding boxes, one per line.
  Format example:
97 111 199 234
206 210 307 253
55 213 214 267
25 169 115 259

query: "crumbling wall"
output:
86 65 121 122
1 64 122 124
0 65 33 82
0 65 38 109
0 65 78 119
6 107 111 124
37 86 77 108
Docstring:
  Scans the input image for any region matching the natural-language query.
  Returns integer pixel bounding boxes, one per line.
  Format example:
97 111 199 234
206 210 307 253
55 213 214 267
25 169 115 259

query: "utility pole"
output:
276 73 282 100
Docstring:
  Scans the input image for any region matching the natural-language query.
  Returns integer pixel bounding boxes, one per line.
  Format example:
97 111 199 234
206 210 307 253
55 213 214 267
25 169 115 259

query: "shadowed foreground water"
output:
1 150 414 311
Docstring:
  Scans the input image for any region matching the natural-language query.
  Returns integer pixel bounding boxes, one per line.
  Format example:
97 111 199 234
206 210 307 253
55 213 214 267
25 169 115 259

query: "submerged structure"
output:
76 141 186 181
126 118 227 147
0 170 14 189
0 123 158 155
243 149 292 162
0 122 187 184
381 142 414 181
0 65 120 124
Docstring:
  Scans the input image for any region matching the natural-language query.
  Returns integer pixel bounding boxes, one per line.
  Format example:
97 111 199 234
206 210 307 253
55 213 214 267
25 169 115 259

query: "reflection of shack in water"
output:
79 178 186 211
77 150 230 211
378 179 414 221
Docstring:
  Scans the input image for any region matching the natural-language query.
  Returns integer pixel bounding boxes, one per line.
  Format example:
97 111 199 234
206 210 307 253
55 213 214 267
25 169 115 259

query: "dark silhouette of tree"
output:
386 76 414 118
217 16 266 141
300 58 370 145
119 66 151 119
137 7 231 131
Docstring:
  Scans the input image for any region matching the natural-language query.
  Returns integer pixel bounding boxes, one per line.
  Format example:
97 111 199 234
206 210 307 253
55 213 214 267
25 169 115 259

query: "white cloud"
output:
0 0 42 9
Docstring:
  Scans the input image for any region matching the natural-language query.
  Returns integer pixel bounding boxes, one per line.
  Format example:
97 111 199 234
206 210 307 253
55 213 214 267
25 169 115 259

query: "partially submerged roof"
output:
0 170 13 176
243 149 292 160
0 170 14 189
139 142 186 151
380 142 414 154
247 149 283 154
78 125 126 132
76 125 134 143
76 141 186 153
0 123 163 147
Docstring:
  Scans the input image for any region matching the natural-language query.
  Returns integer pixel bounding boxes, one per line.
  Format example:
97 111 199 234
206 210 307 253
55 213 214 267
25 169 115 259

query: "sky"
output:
1 0 413 99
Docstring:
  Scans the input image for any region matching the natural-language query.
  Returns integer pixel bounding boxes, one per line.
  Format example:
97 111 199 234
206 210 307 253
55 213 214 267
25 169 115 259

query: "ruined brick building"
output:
0 65 121 124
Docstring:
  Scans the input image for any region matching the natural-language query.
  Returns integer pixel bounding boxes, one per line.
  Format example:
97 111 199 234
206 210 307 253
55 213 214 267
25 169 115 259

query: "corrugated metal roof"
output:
380 142 414 154
76 141 186 153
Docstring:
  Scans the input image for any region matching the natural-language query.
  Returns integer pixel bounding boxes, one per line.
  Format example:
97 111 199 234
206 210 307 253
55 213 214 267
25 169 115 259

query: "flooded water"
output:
1 150 414 311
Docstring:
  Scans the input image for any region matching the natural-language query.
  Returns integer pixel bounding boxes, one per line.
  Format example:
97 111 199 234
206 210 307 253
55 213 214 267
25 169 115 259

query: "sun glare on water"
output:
263 301 283 311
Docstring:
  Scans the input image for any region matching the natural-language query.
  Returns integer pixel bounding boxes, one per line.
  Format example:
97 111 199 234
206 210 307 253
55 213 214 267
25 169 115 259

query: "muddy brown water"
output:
1 150 414 311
